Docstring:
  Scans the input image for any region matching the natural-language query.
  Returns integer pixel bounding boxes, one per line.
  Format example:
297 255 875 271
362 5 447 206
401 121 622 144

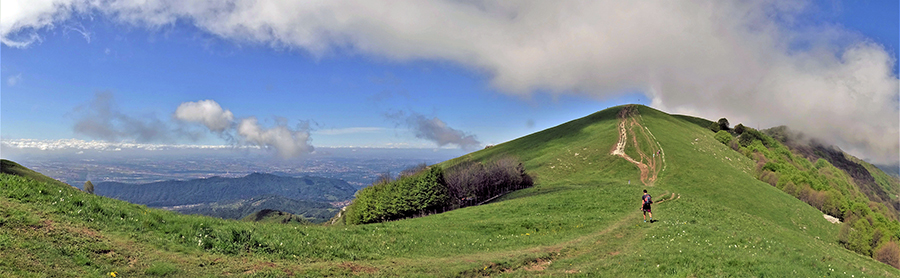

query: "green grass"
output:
2 105 898 277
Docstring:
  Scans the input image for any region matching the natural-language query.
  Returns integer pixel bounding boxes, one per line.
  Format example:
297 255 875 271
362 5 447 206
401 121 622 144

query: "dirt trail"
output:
610 106 665 186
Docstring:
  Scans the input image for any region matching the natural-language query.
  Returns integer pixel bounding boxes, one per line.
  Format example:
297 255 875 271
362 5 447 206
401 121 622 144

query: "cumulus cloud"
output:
237 117 314 159
388 111 480 150
174 100 234 132
72 92 180 143
174 99 314 158
4 0 898 163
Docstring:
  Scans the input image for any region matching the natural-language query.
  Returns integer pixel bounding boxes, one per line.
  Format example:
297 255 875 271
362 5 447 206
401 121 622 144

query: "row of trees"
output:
343 157 533 225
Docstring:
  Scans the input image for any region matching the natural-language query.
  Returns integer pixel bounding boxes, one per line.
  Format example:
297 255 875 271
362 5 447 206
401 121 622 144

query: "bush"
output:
715 130 732 145
444 157 533 209
738 129 776 148
344 157 533 225
762 162 783 173
842 219 874 256
345 167 449 224
83 181 94 194
876 241 900 269
759 170 779 187
708 122 720 133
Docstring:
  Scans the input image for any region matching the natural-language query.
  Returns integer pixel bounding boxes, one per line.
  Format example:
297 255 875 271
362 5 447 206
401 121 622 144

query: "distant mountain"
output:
95 172 356 207
172 194 337 223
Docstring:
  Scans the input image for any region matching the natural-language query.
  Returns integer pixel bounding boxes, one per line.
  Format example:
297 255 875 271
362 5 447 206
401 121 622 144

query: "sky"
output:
0 0 898 165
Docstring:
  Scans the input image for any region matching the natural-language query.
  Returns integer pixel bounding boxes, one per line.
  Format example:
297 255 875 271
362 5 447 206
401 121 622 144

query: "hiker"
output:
641 190 653 222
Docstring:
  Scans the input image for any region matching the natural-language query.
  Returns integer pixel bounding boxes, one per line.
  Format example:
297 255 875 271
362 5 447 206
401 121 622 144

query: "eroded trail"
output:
610 106 665 186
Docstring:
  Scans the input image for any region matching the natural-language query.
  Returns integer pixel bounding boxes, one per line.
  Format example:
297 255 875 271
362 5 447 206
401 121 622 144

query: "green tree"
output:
708 122 720 133
717 118 730 131
84 181 94 194
734 123 745 134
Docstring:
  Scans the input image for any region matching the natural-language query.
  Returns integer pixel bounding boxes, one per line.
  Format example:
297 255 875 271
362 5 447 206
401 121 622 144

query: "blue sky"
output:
1 0 897 164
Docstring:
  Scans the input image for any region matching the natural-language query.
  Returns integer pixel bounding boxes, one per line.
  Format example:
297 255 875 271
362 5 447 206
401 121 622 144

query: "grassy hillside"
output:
1 159 73 189
2 105 899 277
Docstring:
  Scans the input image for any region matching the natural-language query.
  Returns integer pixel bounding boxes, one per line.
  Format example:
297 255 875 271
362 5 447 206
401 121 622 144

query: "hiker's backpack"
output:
644 194 652 205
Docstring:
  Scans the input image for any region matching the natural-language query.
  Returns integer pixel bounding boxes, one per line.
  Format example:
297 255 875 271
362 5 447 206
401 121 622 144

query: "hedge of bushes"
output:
343 157 533 225
344 166 449 224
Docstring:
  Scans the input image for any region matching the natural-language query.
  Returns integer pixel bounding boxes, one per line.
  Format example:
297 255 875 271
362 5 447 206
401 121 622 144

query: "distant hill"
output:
172 194 337 223
95 172 356 207
241 209 312 225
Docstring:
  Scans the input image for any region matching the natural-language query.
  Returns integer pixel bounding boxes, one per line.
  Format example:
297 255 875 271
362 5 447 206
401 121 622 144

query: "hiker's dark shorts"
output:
642 205 651 213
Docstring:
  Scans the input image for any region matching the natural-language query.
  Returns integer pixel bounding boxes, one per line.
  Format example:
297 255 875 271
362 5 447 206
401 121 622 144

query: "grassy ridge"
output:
2 105 899 276
1 159 73 189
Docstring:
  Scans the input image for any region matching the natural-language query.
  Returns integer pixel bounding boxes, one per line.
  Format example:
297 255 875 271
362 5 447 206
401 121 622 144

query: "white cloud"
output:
173 99 313 158
387 111 480 150
3 0 897 163
6 74 22 86
174 100 234 132
237 117 313 158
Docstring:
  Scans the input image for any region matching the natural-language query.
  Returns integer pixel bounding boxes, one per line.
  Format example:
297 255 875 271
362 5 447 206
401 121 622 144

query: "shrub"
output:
83 181 94 194
708 122 720 133
444 157 533 209
875 241 900 269
843 219 874 256
739 128 776 148
344 167 449 224
759 170 779 186
715 130 732 145
762 162 782 173
344 157 533 225
729 139 741 151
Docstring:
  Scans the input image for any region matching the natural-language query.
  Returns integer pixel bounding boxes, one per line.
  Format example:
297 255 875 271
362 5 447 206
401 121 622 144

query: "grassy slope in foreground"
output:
1 105 898 277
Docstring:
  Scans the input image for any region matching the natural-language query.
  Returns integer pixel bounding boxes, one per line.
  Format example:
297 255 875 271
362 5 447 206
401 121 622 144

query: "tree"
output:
84 181 94 194
734 123 745 134
875 240 900 269
717 118 730 131
708 122 721 133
